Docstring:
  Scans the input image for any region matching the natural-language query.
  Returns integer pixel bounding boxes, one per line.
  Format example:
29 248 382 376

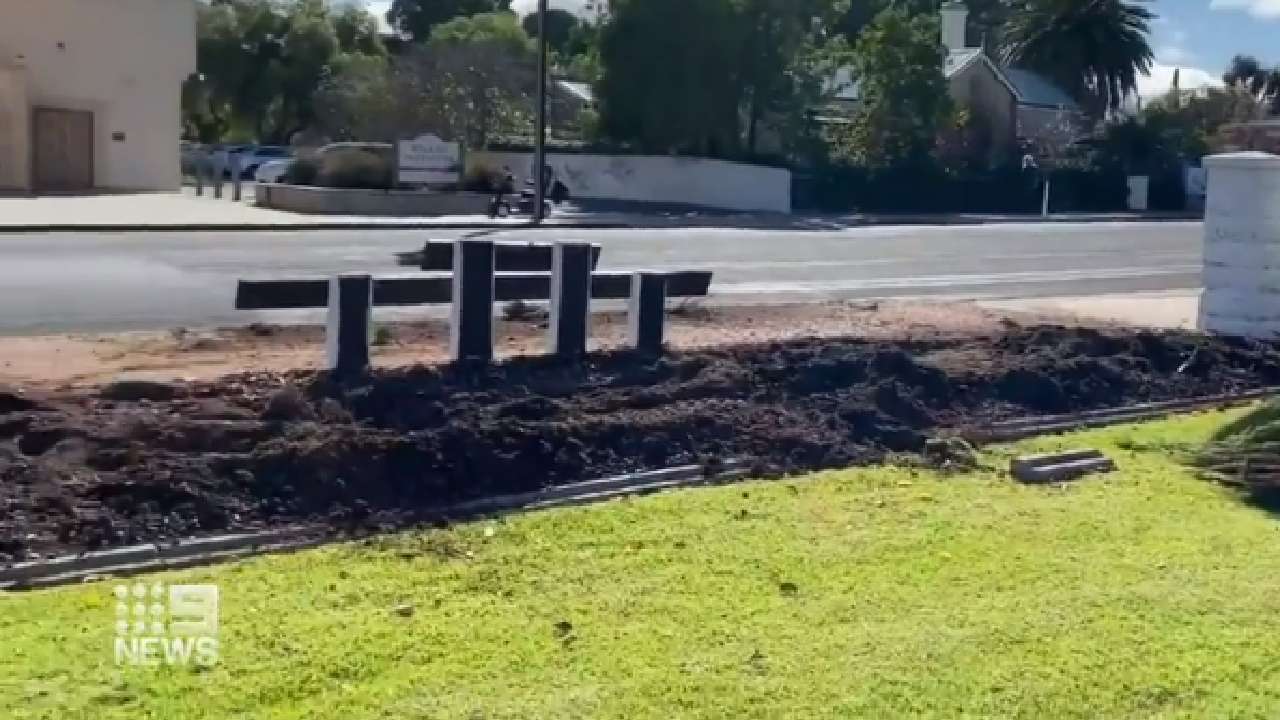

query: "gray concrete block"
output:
1011 449 1115 484
548 242 593 358
629 272 666 355
325 274 373 377
450 240 495 362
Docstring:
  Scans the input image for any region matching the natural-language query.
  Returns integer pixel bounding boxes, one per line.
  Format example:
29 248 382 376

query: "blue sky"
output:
358 0 1277 96
1143 0 1280 94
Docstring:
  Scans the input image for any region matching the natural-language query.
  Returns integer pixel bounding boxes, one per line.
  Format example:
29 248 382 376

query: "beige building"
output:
0 0 196 193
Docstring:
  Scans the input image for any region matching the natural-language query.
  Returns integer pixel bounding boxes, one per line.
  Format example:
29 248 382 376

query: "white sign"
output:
398 133 461 185
113 582 220 667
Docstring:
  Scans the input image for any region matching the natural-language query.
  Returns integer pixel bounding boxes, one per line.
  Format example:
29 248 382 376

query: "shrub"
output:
283 156 321 186
797 159 1129 214
462 161 505 193
318 150 394 190
1192 398 1280 498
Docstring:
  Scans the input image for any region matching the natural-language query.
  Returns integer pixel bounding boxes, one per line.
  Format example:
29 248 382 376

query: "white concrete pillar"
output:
1199 152 1280 337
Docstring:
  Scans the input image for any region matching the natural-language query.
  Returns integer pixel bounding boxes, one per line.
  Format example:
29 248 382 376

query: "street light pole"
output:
534 0 549 224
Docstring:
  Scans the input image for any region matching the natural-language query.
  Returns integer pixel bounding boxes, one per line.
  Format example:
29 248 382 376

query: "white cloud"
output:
1210 0 1280 19
1154 27 1194 65
1137 62 1221 99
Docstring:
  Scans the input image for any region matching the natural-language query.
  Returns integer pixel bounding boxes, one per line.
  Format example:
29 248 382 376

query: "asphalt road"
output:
0 222 1201 334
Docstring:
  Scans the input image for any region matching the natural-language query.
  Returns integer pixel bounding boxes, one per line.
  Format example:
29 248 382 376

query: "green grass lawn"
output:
6 410 1280 719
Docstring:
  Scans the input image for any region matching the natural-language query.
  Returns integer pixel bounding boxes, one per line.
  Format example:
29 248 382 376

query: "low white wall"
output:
1198 152 1280 337
474 151 792 214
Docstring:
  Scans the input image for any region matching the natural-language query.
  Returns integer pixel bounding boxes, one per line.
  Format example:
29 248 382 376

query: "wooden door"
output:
33 108 93 192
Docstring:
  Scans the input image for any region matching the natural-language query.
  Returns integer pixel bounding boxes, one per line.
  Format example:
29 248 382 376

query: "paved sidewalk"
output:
0 190 1203 233
979 290 1202 330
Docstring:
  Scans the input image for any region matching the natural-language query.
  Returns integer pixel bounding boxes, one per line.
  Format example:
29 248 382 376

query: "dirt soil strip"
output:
0 462 754 590
4 310 1280 564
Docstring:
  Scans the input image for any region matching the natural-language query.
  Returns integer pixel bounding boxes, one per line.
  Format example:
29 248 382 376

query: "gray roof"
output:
944 48 983 77
1003 67 1079 109
828 50 1079 113
557 80 595 104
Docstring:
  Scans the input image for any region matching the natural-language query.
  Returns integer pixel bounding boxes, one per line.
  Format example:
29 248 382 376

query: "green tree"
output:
596 0 743 156
386 0 512 41
838 8 952 167
429 10 532 52
333 5 388 57
314 53 399 141
182 0 386 144
424 12 537 146
1000 0 1155 115
273 1 342 142
521 8 580 55
183 0 285 142
840 0 1007 48
736 0 849 154
1223 54 1280 115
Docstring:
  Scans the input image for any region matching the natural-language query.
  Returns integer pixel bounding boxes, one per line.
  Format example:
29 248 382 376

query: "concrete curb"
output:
0 221 633 234
967 387 1278 443
0 213 1201 234
0 461 746 591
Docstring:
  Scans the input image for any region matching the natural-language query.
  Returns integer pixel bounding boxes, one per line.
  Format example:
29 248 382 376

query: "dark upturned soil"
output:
3 324 1280 562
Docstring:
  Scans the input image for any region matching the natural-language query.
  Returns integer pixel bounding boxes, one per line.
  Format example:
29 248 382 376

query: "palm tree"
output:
1000 0 1155 116
1223 54 1280 115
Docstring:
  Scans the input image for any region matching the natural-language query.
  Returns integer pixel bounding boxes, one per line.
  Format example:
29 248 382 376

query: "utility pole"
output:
534 0 549 224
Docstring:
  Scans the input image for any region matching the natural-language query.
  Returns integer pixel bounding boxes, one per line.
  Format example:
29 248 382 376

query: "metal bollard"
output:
194 156 206 196
230 155 242 202
212 159 224 199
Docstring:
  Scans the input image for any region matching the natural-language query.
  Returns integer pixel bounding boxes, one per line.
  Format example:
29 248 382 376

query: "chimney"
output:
940 1 969 52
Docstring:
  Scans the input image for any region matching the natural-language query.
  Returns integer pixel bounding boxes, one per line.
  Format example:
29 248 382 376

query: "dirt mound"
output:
3 325 1280 561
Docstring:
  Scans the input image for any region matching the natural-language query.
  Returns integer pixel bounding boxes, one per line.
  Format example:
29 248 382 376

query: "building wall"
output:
1219 122 1280 154
1016 105 1082 149
0 65 31 190
948 60 1017 162
475 151 793 214
0 0 196 191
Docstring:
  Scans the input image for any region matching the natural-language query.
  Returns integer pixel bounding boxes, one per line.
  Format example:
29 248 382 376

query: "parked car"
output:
254 159 292 184
238 146 293 178
316 142 393 161
207 144 252 178
179 142 206 177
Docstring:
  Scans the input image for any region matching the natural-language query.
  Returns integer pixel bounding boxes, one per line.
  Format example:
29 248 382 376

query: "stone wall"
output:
257 184 491 217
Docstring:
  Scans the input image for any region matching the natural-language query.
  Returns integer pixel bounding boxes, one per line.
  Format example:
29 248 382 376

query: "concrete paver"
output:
979 290 1202 330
